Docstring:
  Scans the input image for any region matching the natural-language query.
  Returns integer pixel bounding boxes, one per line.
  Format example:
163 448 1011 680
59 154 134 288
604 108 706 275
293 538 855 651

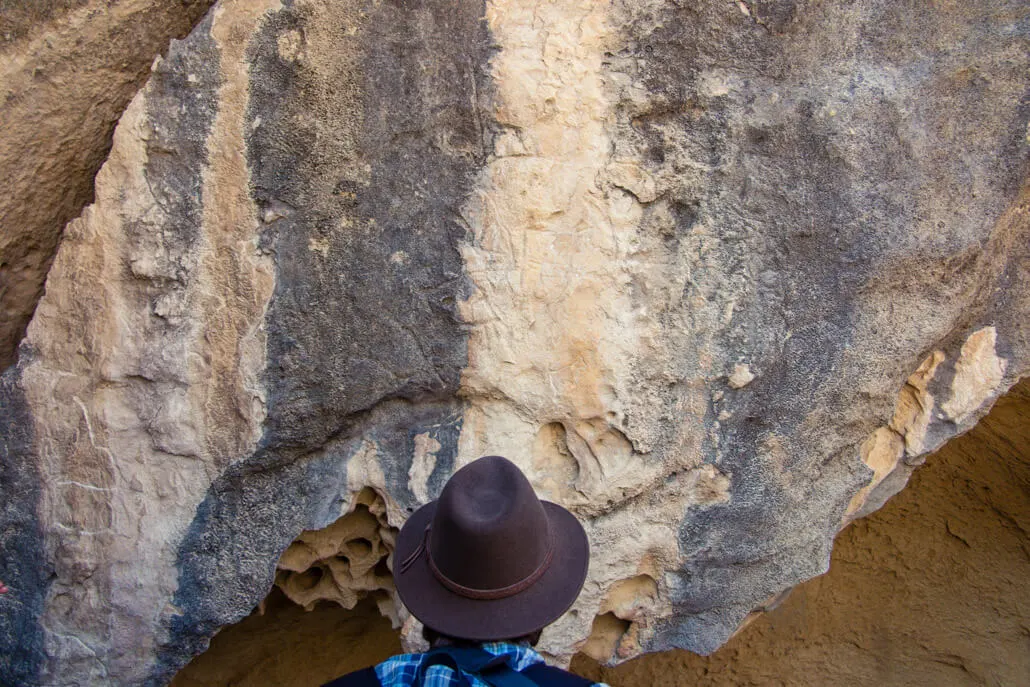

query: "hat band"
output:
400 525 556 601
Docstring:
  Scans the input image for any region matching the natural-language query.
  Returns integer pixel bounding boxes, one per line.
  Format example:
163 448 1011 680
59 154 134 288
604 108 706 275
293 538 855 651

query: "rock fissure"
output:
0 0 221 372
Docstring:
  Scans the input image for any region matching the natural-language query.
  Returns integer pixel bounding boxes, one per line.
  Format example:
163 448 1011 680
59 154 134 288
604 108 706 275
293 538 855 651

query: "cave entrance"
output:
573 378 1030 685
171 488 402 687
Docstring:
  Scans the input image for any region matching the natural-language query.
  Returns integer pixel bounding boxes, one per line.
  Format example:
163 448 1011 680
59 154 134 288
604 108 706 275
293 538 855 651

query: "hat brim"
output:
393 499 590 641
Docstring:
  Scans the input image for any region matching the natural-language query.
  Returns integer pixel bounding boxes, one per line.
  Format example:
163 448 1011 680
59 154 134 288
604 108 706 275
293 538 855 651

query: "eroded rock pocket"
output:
171 488 402 687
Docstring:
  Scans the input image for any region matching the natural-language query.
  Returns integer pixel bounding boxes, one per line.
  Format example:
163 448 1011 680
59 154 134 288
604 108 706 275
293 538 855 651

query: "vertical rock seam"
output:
17 13 225 684
0 0 219 371
453 0 735 658
248 0 486 452
1 4 277 683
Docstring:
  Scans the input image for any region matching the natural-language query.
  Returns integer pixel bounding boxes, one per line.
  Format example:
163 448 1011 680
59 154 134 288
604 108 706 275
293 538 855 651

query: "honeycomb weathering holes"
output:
268 488 401 626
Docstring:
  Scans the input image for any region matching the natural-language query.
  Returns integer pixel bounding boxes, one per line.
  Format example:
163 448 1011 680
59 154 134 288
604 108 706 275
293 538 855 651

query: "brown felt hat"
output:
394 455 590 641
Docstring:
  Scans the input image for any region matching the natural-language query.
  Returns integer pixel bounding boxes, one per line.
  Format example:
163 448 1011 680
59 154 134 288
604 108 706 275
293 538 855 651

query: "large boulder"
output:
0 0 1027 684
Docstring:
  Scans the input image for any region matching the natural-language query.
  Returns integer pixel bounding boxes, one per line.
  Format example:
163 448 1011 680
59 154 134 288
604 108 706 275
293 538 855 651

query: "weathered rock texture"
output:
0 0 1027 684
573 377 1030 686
0 0 217 371
155 376 1030 686
272 488 398 623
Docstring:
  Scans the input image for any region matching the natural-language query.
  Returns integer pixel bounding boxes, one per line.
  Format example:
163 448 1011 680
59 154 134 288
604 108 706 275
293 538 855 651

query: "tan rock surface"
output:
0 0 216 370
158 376 1030 686
574 377 1030 686
169 594 400 687
0 0 1027 684
273 488 398 623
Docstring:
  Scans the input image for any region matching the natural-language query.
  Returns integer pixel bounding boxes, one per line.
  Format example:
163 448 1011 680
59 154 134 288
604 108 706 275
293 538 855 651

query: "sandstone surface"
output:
0 0 1027 685
575 377 1030 686
170 595 401 687
0 0 217 370
155 378 1030 686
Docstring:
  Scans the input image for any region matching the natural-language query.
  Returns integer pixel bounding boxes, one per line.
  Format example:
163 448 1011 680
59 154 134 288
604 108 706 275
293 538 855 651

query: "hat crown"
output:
429 456 551 591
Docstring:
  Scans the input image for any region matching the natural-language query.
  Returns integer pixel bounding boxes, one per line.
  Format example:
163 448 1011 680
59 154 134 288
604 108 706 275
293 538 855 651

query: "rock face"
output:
0 0 1027 684
574 377 1030 686
170 595 401 687
0 0 217 370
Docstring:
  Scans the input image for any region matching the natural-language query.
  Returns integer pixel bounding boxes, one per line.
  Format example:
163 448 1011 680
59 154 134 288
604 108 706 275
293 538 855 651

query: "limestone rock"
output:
574 378 1030 686
272 488 398 623
0 0 217 370
0 0 1028 684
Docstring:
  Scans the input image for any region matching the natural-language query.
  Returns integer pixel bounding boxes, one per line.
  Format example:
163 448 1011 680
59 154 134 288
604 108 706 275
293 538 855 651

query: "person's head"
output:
394 455 590 643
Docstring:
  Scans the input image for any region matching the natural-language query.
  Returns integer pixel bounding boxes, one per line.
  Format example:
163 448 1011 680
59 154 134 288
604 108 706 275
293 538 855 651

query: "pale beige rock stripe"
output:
197 0 279 466
846 326 1011 522
453 0 727 662
22 2 279 682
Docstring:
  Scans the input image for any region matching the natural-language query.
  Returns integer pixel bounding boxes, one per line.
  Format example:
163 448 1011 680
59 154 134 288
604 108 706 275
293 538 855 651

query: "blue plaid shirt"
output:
373 642 609 687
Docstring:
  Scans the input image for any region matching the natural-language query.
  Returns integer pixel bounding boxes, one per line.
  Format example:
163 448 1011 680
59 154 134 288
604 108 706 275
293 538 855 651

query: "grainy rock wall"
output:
0 0 217 370
170 595 401 687
156 377 1030 686
0 0 1027 684
574 378 1030 686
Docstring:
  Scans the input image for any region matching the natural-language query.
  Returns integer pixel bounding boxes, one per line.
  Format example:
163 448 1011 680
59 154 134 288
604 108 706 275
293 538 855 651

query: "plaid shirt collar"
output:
373 642 605 687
